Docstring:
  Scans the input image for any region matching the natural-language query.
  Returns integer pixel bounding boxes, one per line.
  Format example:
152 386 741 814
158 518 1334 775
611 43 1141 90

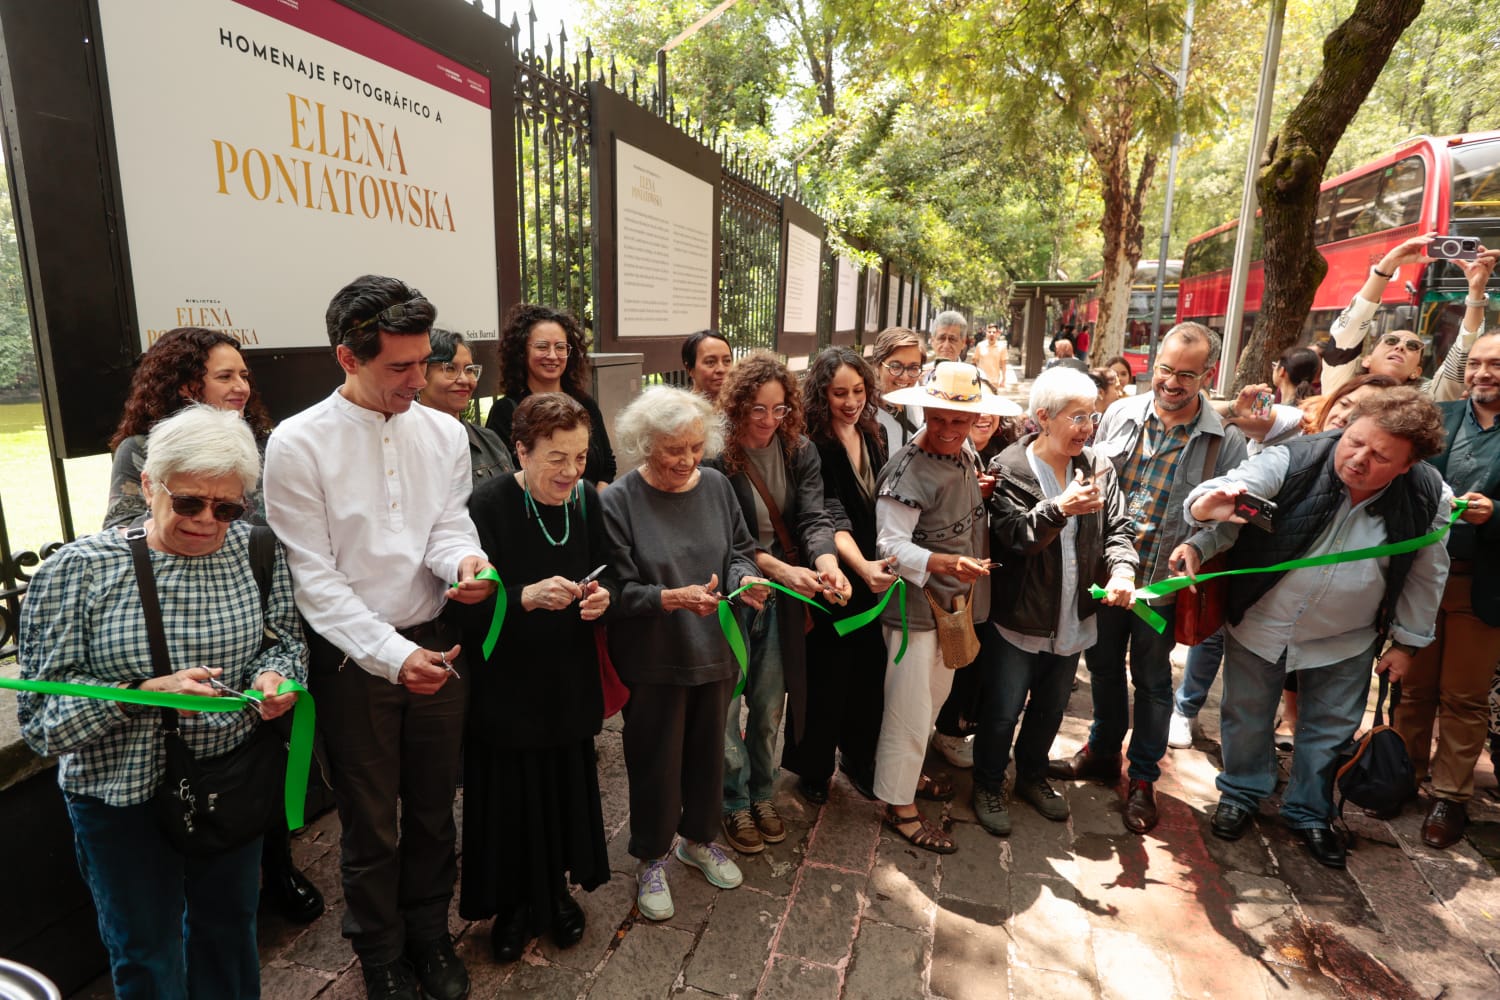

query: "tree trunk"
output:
1231 0 1426 392
1084 88 1156 364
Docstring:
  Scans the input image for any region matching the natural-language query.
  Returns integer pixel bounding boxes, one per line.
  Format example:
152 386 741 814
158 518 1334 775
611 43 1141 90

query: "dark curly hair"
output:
716 350 805 476
802 347 880 443
1346 385 1446 461
498 302 591 399
325 275 435 362
109 328 271 450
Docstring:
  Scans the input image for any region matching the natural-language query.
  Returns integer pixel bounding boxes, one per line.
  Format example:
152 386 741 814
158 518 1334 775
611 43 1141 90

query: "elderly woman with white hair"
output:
971 368 1139 837
17 404 307 1000
600 386 770 922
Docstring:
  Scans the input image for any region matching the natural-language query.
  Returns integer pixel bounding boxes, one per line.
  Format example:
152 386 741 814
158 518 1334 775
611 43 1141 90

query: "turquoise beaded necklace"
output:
522 477 580 547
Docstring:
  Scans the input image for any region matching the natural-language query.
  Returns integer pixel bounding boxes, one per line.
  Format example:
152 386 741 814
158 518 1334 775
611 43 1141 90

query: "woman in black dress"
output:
461 393 614 963
485 303 616 484
782 347 896 802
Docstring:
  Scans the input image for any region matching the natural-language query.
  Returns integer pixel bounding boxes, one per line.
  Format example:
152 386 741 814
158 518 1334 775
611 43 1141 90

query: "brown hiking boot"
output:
1046 745 1122 784
750 800 786 843
721 808 764 854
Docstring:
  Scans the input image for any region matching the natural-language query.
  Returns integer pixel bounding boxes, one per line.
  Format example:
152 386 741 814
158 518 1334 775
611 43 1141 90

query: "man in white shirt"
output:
264 275 496 1000
973 324 1007 388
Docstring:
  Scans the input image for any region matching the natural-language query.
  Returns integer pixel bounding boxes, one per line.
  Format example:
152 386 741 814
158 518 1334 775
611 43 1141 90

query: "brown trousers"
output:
1393 572 1500 802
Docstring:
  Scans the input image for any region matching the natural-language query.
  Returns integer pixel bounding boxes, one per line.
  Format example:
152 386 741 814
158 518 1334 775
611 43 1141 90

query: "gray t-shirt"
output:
745 436 790 551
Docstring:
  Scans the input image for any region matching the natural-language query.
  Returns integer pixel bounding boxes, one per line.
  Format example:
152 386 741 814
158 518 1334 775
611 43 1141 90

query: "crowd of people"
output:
13 237 1500 1000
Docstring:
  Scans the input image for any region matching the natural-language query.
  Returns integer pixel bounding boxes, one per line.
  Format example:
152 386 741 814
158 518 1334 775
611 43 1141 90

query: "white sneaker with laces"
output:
1167 710 1197 749
675 840 743 889
636 858 674 921
932 732 975 768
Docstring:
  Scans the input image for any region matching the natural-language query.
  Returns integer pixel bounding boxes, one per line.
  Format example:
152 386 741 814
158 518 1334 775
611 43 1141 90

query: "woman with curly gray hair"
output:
600 386 770 922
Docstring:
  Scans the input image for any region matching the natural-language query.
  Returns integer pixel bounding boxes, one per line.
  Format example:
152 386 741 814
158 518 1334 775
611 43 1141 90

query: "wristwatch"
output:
1388 641 1419 657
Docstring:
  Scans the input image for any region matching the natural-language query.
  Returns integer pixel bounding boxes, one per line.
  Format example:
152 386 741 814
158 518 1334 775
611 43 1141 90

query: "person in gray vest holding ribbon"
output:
1175 387 1453 869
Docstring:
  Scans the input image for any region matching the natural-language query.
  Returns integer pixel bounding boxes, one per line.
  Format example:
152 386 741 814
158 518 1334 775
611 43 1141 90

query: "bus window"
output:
1313 189 1336 244
1371 156 1426 230
1451 139 1500 220
1326 171 1382 242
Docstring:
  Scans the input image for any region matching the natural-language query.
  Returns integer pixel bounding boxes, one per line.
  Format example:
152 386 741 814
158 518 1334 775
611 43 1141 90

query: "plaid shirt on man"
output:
17 522 308 806
1118 411 1192 577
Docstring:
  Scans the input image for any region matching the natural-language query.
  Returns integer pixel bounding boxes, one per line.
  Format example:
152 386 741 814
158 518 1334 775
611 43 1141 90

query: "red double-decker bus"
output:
1175 131 1500 374
1076 260 1181 376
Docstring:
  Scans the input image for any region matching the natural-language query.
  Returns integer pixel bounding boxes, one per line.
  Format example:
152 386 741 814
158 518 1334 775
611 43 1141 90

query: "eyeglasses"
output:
1154 364 1206 385
435 362 482 380
1061 411 1103 427
882 361 923 379
750 404 792 421
159 482 248 523
530 341 571 357
342 292 428 340
1379 334 1423 353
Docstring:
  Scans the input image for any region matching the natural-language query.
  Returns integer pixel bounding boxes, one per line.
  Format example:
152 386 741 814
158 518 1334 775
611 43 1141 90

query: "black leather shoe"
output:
361 958 421 1000
1422 798 1468 849
1298 826 1347 869
797 777 830 805
407 934 470 999
1210 802 1254 841
490 907 528 963
1048 745 1122 784
261 830 326 924
1123 779 1158 834
550 889 586 949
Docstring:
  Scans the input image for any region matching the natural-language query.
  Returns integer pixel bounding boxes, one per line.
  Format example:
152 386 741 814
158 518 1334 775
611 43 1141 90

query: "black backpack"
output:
1334 674 1415 819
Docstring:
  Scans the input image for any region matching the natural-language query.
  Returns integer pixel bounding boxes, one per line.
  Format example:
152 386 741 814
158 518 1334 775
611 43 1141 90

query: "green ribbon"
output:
718 581 831 698
450 567 505 659
833 578 909 664
0 676 316 830
1090 498 1470 634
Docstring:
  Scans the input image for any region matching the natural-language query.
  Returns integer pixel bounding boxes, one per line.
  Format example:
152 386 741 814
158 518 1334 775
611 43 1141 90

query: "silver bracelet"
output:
1465 297 1489 309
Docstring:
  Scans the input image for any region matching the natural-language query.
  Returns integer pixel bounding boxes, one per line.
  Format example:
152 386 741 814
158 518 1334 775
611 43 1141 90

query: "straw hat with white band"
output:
883 361 1022 417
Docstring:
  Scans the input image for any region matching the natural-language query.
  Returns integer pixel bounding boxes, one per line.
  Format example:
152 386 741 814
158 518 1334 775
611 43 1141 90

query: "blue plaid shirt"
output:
17 522 308 806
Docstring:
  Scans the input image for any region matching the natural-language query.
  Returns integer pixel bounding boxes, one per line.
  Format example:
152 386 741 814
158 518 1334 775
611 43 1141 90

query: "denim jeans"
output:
1216 632 1376 828
1174 628 1225 718
65 793 263 1000
1084 603 1178 782
974 628 1079 791
724 599 786 812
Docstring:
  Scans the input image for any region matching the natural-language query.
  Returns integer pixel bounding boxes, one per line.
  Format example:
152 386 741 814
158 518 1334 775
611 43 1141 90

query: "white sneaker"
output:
636 859 674 921
675 840 743 889
932 732 975 769
1167 711 1197 749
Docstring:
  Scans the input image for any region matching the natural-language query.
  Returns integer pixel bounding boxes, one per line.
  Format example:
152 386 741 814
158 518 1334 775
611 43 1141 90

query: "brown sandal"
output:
884 807 957 854
916 771 955 802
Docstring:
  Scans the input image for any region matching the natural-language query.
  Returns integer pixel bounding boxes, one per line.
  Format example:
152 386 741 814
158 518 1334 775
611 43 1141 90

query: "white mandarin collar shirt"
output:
264 389 483 683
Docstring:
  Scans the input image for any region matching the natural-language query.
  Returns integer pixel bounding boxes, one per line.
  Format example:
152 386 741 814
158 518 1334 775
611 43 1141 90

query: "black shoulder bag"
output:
1334 673 1415 822
129 526 286 856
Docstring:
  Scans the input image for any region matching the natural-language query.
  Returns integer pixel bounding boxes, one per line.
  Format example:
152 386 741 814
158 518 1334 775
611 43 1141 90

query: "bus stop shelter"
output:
1008 280 1096 379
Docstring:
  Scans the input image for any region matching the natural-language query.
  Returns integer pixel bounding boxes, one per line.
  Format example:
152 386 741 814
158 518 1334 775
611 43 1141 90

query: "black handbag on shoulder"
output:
128 526 286 856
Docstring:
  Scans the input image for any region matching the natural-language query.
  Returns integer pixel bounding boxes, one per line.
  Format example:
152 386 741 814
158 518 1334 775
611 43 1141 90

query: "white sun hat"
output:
883 361 1022 416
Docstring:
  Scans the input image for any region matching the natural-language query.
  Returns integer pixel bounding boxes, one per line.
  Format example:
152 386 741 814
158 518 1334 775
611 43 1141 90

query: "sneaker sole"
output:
674 843 742 889
756 826 787 844
976 814 1012 837
637 895 675 922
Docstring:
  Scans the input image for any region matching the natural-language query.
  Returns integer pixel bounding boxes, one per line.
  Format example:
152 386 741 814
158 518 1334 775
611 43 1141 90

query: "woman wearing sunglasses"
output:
486 303 616 485
705 350 849 856
18 405 308 999
871 327 927 450
419 328 514 489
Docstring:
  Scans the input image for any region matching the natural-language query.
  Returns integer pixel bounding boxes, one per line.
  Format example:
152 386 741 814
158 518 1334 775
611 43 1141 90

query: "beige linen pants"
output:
874 627 956 805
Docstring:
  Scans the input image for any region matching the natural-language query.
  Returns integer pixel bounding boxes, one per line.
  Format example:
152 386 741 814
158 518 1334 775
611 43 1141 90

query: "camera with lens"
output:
1427 235 1479 261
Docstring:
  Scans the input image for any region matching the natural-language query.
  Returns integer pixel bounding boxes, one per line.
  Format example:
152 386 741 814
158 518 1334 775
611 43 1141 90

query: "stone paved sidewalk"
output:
75 659 1500 999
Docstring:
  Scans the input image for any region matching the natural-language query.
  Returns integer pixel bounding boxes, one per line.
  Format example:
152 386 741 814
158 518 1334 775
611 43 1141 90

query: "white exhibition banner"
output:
863 266 881 333
614 138 715 338
781 223 822 335
834 256 858 332
97 0 499 351
902 279 914 327
886 273 902 333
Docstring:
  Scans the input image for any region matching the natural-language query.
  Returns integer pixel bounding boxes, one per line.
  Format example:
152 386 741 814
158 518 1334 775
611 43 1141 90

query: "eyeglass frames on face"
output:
1154 364 1205 385
159 482 248 522
882 361 923 379
435 362 482 380
530 342 571 357
1060 411 1103 427
750 404 792 421
1379 334 1423 353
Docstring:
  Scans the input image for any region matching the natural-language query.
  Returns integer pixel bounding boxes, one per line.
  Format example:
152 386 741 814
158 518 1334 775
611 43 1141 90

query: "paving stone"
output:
1262 823 1380 931
774 866 862 965
1066 781 1126 838
260 962 333 1000
1224 871 1299 961
1196 805 1276 877
452 927 519 999
802 794 882 872
682 888 786 996
658 855 721 932
865 829 941 930
281 909 356 974
494 961 588 999
595 728 630 834
1412 851 1500 953
842 920 926 1000
756 956 841 999
1010 966 1098 1000
586 922 695 1000
939 819 1006 905
1009 876 1091 976
534 872 636 972
930 896 1009 1000
1092 927 1173 1000
1006 799 1076 881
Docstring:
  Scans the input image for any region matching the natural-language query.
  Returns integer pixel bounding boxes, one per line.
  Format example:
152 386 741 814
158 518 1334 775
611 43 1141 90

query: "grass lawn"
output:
0 402 109 555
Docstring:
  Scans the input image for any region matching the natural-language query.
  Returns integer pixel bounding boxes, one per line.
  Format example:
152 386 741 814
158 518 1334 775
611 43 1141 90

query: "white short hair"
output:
142 404 260 496
1029 367 1098 418
933 310 968 334
614 385 726 468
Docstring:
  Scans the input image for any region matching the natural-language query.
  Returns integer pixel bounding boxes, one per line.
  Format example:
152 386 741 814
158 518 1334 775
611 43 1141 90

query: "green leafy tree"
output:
0 160 38 397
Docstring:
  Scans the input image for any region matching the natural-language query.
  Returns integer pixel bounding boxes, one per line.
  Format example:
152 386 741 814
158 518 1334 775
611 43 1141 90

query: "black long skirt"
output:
459 737 609 936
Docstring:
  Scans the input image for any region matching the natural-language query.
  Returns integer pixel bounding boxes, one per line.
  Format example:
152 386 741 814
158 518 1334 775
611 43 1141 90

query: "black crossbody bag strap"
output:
126 527 178 734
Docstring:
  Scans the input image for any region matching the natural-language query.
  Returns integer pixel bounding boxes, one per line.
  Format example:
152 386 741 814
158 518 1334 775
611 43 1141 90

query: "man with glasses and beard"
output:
1047 323 1246 835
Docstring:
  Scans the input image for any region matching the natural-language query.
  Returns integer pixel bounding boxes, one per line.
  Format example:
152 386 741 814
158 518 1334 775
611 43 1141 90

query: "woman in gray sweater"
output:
601 387 770 923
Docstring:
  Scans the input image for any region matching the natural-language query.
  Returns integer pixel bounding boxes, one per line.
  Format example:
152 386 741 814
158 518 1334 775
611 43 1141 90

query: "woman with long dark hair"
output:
486 304 616 484
781 347 894 803
1273 346 1320 404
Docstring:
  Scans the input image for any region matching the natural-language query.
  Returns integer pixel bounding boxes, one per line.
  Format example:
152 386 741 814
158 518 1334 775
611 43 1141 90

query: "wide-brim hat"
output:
884 361 1022 416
